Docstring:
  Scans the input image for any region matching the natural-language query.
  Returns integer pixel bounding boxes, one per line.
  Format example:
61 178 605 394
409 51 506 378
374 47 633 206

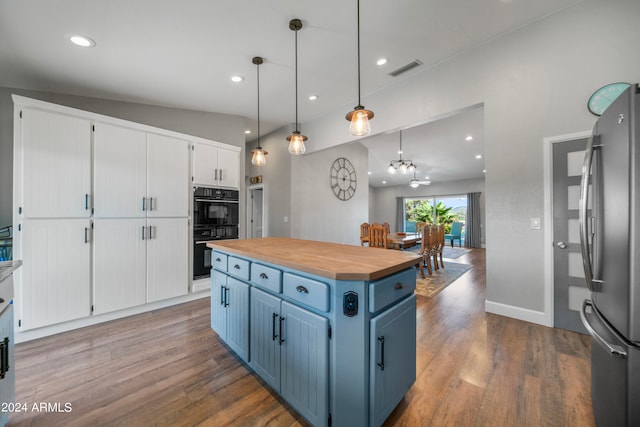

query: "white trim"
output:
542 130 592 327
485 300 547 326
15 291 209 343
246 184 266 239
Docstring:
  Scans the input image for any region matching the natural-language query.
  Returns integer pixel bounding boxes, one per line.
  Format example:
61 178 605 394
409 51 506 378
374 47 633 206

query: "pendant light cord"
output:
357 0 362 106
295 27 299 132
257 61 261 149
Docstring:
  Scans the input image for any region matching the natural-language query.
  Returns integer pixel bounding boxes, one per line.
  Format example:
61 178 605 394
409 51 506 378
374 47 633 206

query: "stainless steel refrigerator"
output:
579 84 640 427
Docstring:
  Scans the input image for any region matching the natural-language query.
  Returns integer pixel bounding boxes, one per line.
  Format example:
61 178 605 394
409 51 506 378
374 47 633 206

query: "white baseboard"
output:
485 300 549 326
15 291 210 344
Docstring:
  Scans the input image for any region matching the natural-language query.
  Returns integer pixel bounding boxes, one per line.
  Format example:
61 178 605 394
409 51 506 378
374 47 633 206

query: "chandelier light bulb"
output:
400 162 408 174
388 164 396 174
408 163 416 173
348 109 372 136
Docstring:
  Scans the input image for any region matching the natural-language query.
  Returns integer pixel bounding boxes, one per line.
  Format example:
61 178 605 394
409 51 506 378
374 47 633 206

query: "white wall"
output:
291 142 368 246
371 178 486 246
293 0 640 319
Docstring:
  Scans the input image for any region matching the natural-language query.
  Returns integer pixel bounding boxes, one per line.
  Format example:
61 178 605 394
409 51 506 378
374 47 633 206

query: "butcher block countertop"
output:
208 237 421 281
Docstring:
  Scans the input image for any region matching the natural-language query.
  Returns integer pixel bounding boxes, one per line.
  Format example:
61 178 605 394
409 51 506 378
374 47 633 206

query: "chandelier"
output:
387 130 415 174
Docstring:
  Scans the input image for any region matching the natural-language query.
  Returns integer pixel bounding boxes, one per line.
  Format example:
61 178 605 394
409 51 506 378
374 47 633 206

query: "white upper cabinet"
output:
94 125 190 218
193 141 240 189
94 123 147 218
21 109 92 218
147 133 190 217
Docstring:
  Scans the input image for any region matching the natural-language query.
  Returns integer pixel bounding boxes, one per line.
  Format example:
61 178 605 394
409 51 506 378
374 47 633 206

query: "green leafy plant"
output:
405 200 461 233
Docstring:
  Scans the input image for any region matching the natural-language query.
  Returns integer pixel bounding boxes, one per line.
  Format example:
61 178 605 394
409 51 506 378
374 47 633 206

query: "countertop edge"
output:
0 260 23 283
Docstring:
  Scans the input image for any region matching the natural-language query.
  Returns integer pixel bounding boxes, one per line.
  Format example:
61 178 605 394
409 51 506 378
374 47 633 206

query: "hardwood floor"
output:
8 249 595 426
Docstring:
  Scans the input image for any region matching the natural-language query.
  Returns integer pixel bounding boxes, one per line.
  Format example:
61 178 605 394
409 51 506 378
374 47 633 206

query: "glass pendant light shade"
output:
251 148 268 166
407 163 416 173
400 162 408 174
387 163 396 174
347 107 373 137
287 131 307 155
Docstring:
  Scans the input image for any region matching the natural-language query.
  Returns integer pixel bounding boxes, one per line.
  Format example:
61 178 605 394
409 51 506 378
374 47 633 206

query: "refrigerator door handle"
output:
580 300 627 358
579 135 601 292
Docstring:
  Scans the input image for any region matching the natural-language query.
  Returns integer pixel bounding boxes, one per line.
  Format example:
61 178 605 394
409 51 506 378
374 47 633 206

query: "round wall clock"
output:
587 82 630 116
330 157 357 201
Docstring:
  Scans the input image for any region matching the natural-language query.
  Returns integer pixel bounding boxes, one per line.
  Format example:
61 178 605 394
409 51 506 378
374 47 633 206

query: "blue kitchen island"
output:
208 237 420 427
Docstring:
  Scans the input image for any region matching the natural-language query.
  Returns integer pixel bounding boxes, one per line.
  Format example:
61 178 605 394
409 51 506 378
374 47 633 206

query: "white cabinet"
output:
94 124 190 218
93 219 147 315
250 287 329 427
193 142 240 189
19 219 91 330
20 108 92 218
94 218 189 314
0 304 14 426
147 218 189 302
211 271 249 361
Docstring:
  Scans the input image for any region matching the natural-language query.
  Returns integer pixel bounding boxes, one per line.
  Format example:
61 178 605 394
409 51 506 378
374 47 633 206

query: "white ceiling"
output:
0 0 580 184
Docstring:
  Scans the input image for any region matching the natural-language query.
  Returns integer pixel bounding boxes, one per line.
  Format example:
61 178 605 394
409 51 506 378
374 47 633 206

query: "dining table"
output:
386 233 419 250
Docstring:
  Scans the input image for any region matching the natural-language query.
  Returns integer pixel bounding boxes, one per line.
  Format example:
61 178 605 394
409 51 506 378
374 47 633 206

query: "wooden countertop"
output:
208 237 421 281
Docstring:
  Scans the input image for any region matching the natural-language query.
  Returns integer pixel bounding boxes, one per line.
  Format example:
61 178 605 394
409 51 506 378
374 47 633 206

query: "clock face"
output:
330 157 357 201
588 82 630 116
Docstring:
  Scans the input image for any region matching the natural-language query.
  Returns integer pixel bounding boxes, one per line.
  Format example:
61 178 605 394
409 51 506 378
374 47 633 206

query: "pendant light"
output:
387 130 416 174
286 19 307 155
250 56 268 166
345 0 374 136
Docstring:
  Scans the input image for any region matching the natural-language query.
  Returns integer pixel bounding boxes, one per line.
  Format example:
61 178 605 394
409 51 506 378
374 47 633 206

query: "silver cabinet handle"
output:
219 169 223 182
296 285 308 293
84 227 89 243
142 197 147 211
149 197 153 211
556 242 567 249
85 194 89 210
141 226 146 240
215 169 218 181
580 300 627 358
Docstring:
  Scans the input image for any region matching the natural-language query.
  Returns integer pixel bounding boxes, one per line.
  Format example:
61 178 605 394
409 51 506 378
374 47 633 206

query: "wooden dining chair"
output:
360 222 370 246
369 224 388 249
417 225 434 278
382 222 391 234
433 224 445 269
415 222 426 237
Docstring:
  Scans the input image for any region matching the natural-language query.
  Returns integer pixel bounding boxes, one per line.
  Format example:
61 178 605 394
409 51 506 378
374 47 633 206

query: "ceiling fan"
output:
409 171 431 188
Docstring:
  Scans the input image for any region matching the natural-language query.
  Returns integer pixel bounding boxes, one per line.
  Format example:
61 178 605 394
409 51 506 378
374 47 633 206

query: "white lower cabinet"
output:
369 294 416 427
250 287 329 427
211 272 249 361
20 219 91 330
94 218 189 315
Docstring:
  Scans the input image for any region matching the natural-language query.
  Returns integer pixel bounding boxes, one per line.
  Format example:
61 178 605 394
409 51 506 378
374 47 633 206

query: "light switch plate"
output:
530 217 541 230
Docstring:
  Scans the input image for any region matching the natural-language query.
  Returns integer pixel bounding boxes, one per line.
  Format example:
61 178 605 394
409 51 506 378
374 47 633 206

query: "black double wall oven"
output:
193 187 239 279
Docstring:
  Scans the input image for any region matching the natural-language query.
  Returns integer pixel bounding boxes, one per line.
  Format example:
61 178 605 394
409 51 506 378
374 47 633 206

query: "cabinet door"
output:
21 109 91 218
147 218 189 303
226 277 250 362
193 142 219 187
0 304 14 424
369 295 416 427
93 219 147 315
20 219 91 330
147 134 190 217
250 287 281 391
94 123 147 218
217 147 240 189
281 301 329 427
211 271 227 340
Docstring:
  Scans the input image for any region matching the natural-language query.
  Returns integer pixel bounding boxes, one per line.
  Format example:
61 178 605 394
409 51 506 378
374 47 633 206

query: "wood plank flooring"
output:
8 249 595 426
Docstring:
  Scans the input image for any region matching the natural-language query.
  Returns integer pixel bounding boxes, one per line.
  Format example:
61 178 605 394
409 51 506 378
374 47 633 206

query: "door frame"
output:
246 184 266 239
543 130 591 327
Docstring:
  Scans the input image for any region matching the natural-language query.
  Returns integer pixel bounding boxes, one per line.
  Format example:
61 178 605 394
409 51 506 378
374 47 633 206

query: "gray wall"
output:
293 0 640 315
0 86 246 229
371 178 486 246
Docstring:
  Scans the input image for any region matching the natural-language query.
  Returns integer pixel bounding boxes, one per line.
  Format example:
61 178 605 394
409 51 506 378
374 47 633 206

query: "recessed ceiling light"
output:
368 171 372 175
308 95 318 101
425 176 430 180
376 58 388 66
67 34 95 48
465 135 473 141
245 130 251 134
231 75 244 83
483 169 486 173
382 180 387 184
475 154 482 159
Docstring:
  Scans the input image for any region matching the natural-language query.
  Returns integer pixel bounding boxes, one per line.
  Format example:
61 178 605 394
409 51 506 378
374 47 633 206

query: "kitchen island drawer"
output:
283 273 329 312
212 251 228 272
250 263 282 293
227 256 250 281
369 268 415 313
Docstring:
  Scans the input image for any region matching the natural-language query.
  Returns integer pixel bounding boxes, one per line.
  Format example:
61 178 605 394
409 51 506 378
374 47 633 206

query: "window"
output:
404 195 466 234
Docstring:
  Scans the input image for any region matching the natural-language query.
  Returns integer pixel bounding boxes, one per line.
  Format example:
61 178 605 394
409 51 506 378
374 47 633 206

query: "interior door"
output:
553 138 590 333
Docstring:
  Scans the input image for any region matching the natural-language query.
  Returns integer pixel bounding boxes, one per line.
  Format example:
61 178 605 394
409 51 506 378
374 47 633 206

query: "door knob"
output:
556 241 567 249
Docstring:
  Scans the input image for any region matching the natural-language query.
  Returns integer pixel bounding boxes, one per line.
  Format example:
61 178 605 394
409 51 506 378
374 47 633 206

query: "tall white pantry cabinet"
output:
12 95 240 338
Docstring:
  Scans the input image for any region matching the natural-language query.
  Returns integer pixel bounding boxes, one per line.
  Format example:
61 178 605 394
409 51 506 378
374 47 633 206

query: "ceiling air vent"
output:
388 59 423 77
